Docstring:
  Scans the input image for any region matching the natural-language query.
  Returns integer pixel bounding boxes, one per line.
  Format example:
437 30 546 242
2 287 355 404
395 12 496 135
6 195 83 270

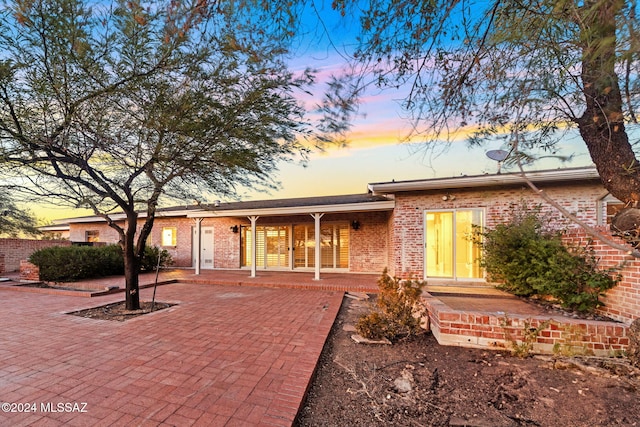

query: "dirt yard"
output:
295 296 640 427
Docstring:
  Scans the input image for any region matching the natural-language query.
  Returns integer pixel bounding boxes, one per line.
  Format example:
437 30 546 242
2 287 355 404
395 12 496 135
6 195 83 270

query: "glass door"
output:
241 225 289 268
425 210 483 279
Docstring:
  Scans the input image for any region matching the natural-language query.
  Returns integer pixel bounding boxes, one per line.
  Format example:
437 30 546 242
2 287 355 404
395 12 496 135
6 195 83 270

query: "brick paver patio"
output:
0 280 344 426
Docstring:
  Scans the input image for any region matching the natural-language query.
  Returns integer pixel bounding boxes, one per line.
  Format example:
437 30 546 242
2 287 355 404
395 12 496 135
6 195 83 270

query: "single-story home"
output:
50 166 640 324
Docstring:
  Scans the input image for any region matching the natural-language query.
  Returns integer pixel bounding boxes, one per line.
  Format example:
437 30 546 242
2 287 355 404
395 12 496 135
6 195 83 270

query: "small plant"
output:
500 316 549 358
552 323 593 357
141 246 173 271
356 269 427 342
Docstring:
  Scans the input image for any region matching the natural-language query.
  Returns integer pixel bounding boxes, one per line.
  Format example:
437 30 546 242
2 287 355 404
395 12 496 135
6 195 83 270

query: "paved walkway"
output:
0 281 343 426
2 269 381 295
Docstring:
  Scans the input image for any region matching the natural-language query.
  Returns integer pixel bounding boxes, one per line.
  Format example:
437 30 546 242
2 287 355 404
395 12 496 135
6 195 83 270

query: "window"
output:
86 230 99 242
162 227 177 246
598 194 624 225
242 225 289 268
293 223 349 269
425 209 483 279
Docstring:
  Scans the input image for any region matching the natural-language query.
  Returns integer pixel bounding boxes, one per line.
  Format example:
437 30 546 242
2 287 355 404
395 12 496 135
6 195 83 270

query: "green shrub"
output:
141 246 173 271
476 202 619 313
29 245 125 282
356 269 427 341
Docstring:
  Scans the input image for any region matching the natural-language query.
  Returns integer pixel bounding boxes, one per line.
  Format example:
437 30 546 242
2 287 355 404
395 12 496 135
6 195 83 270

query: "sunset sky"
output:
31 2 595 223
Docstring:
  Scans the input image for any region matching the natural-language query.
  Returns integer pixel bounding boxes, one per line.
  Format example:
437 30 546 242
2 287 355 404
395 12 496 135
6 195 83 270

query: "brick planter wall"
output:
424 294 629 357
20 261 40 281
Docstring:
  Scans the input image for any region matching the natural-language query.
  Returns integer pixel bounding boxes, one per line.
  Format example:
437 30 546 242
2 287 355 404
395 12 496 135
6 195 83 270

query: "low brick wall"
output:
0 239 71 272
0 253 4 274
20 261 40 281
424 294 629 357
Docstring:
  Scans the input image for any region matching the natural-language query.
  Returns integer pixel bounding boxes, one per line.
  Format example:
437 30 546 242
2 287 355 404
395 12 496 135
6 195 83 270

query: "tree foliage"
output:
329 0 640 230
0 191 39 237
0 0 318 308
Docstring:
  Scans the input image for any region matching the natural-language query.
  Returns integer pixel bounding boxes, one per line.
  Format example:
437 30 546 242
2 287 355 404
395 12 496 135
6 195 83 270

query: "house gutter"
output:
367 167 601 195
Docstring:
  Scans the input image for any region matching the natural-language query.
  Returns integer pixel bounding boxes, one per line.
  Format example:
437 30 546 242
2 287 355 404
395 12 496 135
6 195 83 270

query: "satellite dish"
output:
486 149 509 162
486 149 510 174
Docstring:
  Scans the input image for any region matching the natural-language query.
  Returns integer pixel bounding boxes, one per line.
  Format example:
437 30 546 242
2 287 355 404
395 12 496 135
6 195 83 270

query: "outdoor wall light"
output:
230 225 239 233
351 220 361 230
442 194 456 201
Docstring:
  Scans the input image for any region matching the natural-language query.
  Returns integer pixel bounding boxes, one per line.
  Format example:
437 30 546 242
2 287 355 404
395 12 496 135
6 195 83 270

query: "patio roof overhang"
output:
186 199 395 218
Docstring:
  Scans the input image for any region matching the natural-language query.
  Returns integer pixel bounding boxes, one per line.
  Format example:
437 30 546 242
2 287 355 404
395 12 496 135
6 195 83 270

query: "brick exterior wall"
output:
388 182 605 278
0 253 4 274
0 239 71 272
66 211 390 273
563 227 640 324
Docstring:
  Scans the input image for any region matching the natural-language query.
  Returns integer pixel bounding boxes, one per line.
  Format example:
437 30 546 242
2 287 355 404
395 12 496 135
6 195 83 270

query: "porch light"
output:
230 225 239 233
351 220 360 230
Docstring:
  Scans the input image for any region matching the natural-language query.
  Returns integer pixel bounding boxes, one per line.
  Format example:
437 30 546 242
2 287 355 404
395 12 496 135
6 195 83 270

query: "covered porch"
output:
187 194 395 280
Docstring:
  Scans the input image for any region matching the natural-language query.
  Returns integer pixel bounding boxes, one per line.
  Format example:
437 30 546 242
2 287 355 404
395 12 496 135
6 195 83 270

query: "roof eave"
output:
187 200 396 218
368 167 601 194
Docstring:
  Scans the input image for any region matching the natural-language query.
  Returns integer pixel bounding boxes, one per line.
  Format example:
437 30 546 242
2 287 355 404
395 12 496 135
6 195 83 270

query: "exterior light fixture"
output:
351 220 360 230
230 225 239 233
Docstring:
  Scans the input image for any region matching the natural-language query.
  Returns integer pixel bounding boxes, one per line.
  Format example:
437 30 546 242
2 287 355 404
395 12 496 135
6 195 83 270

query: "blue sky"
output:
233 2 595 200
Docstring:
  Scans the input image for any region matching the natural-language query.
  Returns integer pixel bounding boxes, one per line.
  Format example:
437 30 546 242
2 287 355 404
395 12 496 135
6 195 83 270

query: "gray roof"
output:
199 193 391 211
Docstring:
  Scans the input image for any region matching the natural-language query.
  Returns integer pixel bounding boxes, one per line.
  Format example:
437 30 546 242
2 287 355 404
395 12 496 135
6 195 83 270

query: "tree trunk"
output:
575 0 640 242
576 0 640 205
123 212 141 311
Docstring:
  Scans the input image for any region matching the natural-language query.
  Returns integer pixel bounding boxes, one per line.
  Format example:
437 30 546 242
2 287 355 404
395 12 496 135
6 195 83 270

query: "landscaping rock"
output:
345 292 370 300
393 368 414 393
350 334 391 345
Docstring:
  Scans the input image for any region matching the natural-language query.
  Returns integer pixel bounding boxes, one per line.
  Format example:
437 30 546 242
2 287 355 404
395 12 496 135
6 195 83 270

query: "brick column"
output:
19 260 40 281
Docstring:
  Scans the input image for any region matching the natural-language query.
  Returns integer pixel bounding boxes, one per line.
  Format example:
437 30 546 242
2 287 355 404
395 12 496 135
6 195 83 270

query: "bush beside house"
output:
29 245 172 282
476 203 619 314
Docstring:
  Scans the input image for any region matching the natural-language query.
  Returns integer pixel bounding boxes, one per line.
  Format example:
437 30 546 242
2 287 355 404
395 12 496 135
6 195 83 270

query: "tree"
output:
0 0 317 309
329 0 640 243
0 191 39 237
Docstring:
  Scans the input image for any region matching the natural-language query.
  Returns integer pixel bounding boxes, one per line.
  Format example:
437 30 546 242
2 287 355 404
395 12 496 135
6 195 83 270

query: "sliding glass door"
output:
425 209 483 279
242 223 349 270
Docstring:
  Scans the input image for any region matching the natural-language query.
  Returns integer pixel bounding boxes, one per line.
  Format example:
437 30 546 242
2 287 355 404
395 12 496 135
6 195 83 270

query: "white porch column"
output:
248 216 259 278
194 218 203 275
310 213 324 280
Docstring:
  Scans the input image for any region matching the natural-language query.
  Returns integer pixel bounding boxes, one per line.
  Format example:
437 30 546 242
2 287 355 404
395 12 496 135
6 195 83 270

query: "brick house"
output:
59 166 640 324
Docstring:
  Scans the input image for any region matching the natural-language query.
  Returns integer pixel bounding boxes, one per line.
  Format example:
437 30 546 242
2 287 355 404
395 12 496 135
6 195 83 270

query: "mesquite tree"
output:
329 0 640 244
0 191 38 237
0 0 316 309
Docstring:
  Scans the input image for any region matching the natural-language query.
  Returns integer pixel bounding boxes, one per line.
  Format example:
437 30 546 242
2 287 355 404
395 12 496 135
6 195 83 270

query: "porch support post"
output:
248 216 259 278
194 218 203 275
310 213 324 280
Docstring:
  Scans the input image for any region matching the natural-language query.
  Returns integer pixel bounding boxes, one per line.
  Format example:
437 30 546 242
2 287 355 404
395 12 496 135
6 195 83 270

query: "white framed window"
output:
598 194 624 225
86 230 99 242
162 227 177 246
